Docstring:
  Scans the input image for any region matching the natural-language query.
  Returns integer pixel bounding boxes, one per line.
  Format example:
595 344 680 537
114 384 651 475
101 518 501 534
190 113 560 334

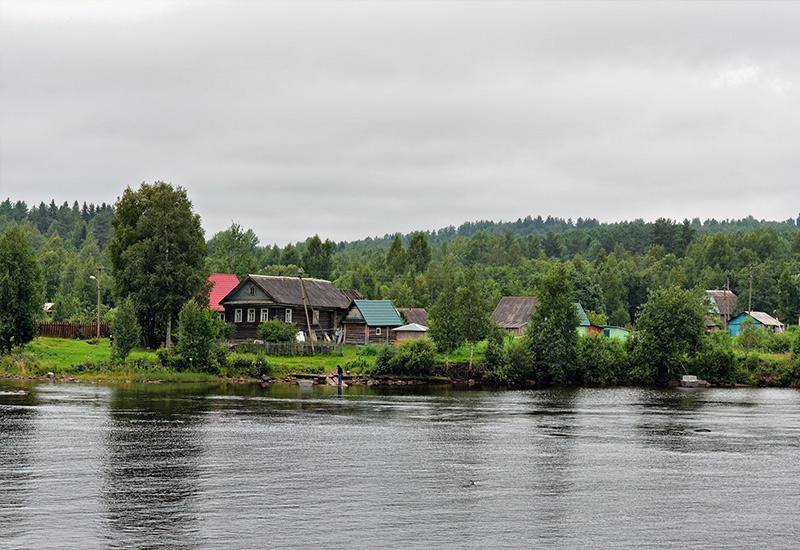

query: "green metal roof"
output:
353 300 404 327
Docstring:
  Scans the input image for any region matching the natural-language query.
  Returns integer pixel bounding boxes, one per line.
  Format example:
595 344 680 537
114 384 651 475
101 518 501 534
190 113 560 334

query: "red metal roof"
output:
208 273 240 311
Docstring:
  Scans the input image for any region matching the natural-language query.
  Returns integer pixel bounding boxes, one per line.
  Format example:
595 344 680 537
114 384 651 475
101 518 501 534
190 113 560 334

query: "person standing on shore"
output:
336 365 343 386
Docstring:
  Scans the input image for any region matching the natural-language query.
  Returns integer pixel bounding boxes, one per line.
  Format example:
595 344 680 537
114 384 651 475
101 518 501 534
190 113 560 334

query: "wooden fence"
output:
38 322 109 339
232 341 342 356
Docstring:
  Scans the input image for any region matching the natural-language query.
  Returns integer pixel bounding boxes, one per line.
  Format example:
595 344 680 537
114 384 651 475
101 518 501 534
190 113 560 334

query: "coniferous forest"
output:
2 194 799 329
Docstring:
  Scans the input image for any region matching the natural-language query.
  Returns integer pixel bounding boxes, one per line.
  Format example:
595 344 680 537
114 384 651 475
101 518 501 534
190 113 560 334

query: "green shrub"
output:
224 352 271 377
112 298 140 362
256 319 297 342
574 334 629 386
373 338 436 376
793 330 800 357
765 331 792 354
176 300 223 371
484 337 534 385
690 332 737 385
736 322 768 352
356 345 384 356
344 357 372 374
737 352 798 387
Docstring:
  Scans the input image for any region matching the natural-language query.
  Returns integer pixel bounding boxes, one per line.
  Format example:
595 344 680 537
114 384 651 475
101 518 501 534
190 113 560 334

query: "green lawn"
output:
26 337 155 367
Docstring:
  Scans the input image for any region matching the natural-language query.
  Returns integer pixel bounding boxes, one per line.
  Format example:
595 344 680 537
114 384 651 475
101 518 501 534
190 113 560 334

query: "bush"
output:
257 319 297 342
372 338 436 376
690 332 737 385
738 352 798 387
765 332 792 354
112 298 140 362
176 300 223 371
793 330 800 357
483 337 534 385
224 352 271 377
356 345 383 356
573 334 629 386
736 323 768 352
344 357 372 374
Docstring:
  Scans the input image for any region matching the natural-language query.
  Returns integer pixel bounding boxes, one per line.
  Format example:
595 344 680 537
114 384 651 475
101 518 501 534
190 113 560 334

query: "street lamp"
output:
89 267 103 339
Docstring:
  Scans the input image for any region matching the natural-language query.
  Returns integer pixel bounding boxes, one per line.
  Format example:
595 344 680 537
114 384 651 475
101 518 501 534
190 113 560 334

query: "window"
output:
285 308 292 323
249 285 255 296
260 308 269 322
247 308 256 323
219 312 225 322
376 327 382 335
234 309 242 323
312 309 320 325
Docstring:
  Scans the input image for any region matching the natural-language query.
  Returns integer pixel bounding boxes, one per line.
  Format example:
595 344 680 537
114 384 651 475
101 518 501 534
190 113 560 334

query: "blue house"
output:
728 311 784 337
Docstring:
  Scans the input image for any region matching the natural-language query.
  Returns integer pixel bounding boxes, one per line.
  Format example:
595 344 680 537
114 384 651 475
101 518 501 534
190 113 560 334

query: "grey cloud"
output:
1 1 799 244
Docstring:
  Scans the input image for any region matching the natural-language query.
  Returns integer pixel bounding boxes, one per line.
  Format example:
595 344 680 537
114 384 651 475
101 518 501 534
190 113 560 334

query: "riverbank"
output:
2 337 798 388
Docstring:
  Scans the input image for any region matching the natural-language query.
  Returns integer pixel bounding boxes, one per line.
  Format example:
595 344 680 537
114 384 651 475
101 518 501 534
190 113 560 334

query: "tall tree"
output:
455 272 493 369
407 231 432 272
112 298 141 361
633 286 706 385
302 235 335 279
385 234 407 277
428 271 463 362
108 182 207 347
526 264 580 385
206 223 260 279
0 228 44 352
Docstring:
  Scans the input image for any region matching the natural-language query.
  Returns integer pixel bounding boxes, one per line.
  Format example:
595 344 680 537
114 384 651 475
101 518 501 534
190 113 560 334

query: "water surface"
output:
1 381 799 549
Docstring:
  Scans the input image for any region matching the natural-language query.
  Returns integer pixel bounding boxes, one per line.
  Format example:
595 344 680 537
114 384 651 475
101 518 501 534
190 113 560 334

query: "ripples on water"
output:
1 382 799 549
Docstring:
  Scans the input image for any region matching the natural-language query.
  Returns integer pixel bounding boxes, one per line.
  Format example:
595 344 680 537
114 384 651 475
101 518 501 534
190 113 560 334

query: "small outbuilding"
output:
491 296 539 337
397 307 429 326
603 326 630 341
392 323 429 342
340 299 404 345
728 311 784 336
575 303 603 335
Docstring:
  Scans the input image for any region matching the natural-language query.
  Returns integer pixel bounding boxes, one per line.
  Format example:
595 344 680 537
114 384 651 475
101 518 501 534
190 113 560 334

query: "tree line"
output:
1 183 800 360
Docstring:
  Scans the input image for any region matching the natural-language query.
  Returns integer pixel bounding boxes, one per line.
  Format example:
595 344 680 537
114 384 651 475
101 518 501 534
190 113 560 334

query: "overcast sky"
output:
1 1 799 244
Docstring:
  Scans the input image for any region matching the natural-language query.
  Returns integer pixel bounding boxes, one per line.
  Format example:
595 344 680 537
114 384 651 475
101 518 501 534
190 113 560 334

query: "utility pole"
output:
299 273 315 353
89 266 104 339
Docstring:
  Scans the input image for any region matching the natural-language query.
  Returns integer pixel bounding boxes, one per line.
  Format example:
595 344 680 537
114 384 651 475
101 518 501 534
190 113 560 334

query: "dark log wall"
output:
224 304 343 341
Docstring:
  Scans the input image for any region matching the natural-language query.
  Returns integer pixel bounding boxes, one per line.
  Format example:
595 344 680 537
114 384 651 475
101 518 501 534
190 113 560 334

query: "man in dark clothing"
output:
336 365 343 386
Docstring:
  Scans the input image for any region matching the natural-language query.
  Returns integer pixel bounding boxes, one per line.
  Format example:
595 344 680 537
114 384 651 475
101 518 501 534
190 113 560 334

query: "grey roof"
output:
491 296 539 329
398 307 428 326
392 323 429 332
233 275 352 309
706 290 738 316
746 311 784 327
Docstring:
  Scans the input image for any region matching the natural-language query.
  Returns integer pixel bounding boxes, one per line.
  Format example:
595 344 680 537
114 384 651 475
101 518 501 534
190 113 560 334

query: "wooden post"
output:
299 275 315 353
95 266 103 339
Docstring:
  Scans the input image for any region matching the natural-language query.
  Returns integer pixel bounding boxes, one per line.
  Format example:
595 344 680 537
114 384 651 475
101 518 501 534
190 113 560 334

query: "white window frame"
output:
376 327 382 336
247 308 256 323
260 308 269 322
285 308 292 323
312 309 320 325
234 309 242 323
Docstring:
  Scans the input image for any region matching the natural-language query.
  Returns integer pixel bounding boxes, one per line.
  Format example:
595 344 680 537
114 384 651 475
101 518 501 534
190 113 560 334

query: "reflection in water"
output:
2 381 800 549
101 386 210 549
0 387 38 545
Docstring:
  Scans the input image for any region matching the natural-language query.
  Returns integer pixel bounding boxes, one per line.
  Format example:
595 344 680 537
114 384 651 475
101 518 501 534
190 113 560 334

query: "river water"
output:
1 381 799 549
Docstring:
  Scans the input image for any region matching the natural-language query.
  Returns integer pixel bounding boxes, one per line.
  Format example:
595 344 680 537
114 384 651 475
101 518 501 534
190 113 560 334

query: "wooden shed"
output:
728 311 784 336
392 323 429 342
706 289 738 329
491 296 539 337
397 307 428 326
340 300 404 345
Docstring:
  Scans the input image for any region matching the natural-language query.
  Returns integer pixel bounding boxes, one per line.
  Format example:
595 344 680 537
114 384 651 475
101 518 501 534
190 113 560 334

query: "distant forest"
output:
2 196 800 327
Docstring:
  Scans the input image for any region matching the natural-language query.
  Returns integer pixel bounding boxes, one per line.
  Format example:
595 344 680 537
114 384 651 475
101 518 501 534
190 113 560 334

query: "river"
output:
1 381 799 549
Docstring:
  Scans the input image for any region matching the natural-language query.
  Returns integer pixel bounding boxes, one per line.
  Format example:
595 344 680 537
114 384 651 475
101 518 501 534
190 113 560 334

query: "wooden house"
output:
728 311 784 336
392 323 429 342
219 275 353 340
491 296 539 337
603 326 630 341
398 307 428 326
340 300 404 345
706 289 738 329
491 296 599 337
